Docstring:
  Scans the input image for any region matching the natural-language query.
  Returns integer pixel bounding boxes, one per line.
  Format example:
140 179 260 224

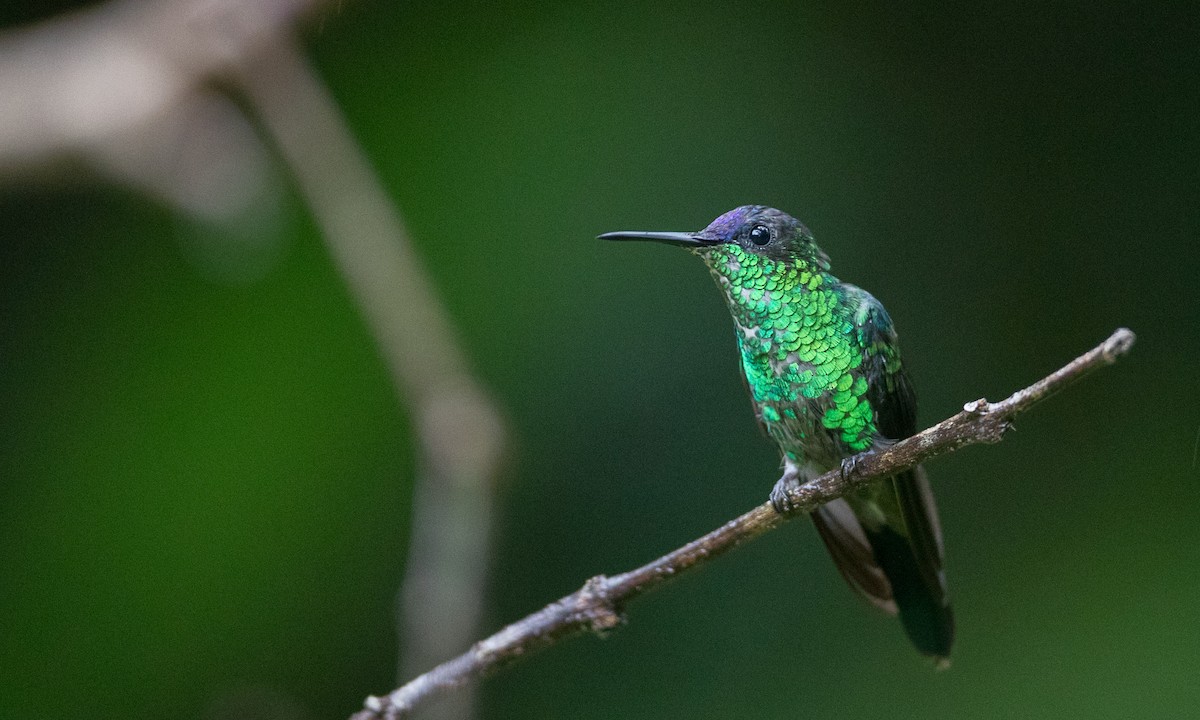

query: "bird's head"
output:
599 205 830 276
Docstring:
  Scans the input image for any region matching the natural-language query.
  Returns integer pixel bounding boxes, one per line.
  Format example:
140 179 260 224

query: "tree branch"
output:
2 4 508 716
230 30 506 720
352 327 1135 719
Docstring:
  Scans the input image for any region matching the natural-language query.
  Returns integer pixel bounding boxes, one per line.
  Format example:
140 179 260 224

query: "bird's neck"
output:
700 245 837 342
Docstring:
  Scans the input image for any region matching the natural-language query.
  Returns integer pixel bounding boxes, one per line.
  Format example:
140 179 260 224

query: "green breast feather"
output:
703 243 899 462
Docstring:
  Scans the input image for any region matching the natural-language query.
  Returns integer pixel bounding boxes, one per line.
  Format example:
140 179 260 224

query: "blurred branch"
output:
232 29 506 720
353 328 1136 720
0 0 319 222
2 3 506 718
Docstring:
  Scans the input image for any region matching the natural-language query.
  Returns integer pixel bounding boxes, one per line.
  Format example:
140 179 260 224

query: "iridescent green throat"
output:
697 243 880 460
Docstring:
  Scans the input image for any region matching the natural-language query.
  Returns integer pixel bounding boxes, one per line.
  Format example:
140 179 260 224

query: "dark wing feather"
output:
840 287 954 659
856 300 949 607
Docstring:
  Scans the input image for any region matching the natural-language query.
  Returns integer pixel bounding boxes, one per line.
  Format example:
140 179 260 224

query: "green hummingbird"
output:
600 205 953 663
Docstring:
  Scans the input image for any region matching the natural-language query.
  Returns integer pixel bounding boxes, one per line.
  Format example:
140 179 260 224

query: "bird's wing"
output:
850 286 953 658
850 289 946 592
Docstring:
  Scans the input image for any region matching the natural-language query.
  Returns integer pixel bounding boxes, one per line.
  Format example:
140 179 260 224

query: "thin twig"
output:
352 327 1136 720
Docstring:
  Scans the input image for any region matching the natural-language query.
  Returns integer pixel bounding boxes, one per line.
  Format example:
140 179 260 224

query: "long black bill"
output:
597 230 718 247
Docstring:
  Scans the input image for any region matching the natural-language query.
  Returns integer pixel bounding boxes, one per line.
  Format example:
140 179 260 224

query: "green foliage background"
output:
2 1 1197 718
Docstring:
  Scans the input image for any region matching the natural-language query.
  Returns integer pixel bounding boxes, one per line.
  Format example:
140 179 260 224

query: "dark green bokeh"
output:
2 1 1197 718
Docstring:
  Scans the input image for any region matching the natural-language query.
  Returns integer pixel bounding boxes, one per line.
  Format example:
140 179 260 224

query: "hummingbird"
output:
600 205 953 663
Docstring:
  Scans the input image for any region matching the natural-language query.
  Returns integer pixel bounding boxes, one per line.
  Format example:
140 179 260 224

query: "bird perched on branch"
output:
601 206 953 664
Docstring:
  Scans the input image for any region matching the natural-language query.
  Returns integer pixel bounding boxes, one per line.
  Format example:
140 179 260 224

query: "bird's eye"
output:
749 224 771 246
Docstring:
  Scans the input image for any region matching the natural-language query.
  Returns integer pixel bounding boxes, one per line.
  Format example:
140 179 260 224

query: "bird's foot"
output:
839 454 860 482
770 470 802 514
839 449 880 483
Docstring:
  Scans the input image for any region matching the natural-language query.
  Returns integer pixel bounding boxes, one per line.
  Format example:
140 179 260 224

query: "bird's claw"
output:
839 455 859 482
770 473 801 514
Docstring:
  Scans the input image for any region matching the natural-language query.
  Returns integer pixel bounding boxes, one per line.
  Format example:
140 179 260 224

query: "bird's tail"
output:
811 466 954 662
